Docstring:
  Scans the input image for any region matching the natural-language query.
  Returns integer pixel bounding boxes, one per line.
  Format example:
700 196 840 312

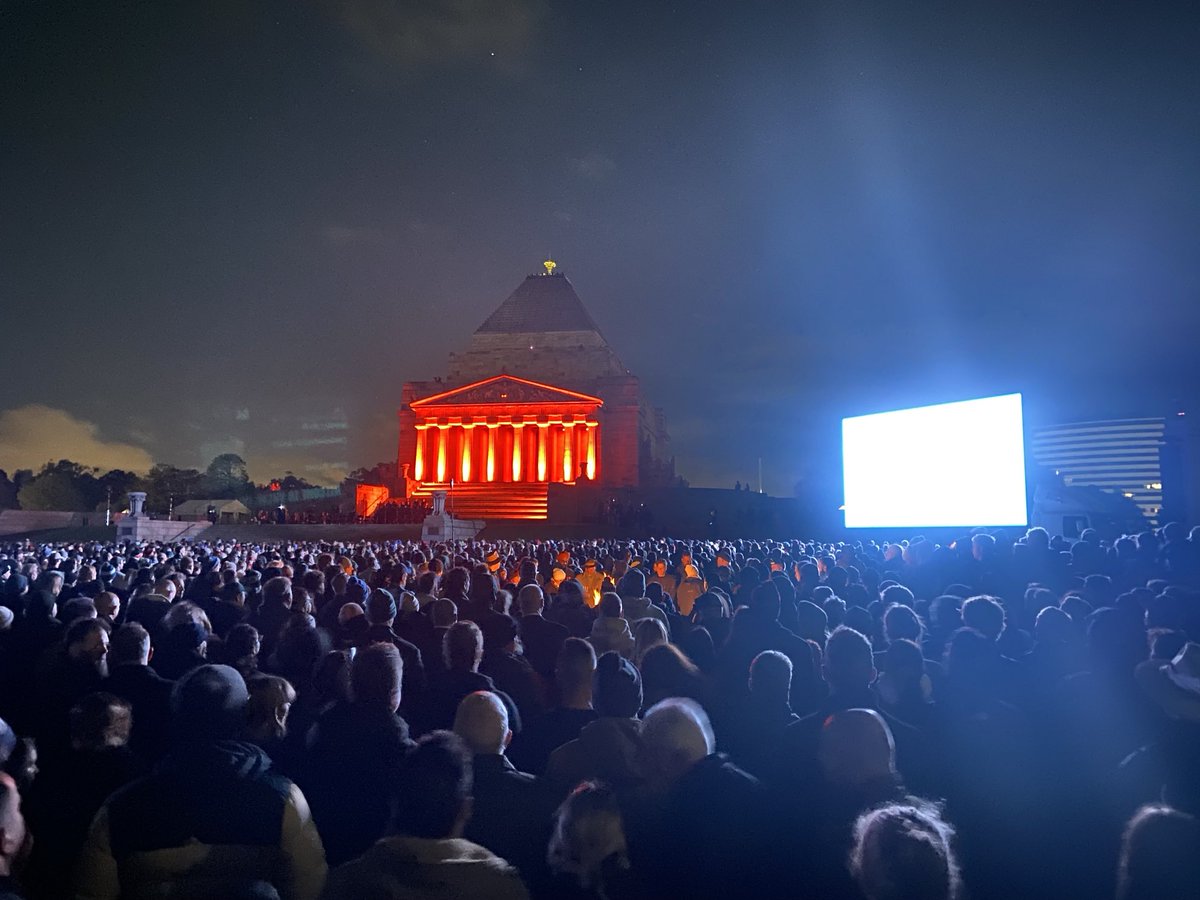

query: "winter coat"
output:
545 717 646 792
76 740 326 900
321 835 528 900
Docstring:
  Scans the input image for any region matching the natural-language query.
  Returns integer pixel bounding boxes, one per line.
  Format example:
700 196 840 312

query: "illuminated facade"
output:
397 263 674 519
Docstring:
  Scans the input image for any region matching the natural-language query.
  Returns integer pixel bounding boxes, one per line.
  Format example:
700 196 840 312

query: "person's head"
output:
0 774 28 876
393 731 472 840
171 664 250 743
262 576 292 609
557 638 597 707
366 588 398 626
244 674 297 743
633 618 668 666
225 622 261 662
37 570 63 596
819 708 896 787
69 692 132 752
617 569 645 600
517 584 545 616
1117 804 1200 900
880 639 926 696
1025 526 1050 551
749 649 793 706
453 691 511 756
598 592 623 619
824 626 877 692
444 620 484 672
352 642 403 713
154 577 177 603
749 581 782 621
971 533 995 562
961 596 1005 641
66 618 109 673
593 651 643 718
428 597 457 627
1035 606 1073 644
94 591 120 621
165 621 208 660
443 566 471 597
547 782 630 889
1087 606 1148 674
850 802 961 900
640 643 701 707
109 622 151 668
883 604 922 644
652 559 667 578
641 697 714 784
59 597 97 626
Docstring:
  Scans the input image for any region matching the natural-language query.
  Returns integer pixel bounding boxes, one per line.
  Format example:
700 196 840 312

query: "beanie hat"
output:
345 576 370 605
398 591 420 614
485 550 501 571
366 588 398 624
171 664 249 742
617 569 645 598
593 651 643 718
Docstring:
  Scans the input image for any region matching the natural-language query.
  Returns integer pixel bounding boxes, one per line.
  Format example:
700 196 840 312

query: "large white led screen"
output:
842 394 1028 528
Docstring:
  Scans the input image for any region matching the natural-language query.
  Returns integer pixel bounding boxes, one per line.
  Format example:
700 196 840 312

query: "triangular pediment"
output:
411 375 603 409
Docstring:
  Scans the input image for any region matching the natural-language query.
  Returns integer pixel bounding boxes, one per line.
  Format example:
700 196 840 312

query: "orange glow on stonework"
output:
461 429 472 482
414 429 425 481
486 431 496 482
435 429 447 482
512 428 523 481
586 427 597 480
563 428 574 482
537 427 548 481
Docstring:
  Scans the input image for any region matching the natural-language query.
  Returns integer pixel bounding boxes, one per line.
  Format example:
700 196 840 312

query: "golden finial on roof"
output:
543 259 557 275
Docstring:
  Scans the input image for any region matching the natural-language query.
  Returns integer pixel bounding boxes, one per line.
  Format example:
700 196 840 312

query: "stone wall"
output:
447 330 628 385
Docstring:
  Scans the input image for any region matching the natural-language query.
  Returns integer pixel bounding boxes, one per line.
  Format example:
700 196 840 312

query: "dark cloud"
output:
326 0 548 68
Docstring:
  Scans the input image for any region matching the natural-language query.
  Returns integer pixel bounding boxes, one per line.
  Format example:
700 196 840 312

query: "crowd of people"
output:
0 524 1198 899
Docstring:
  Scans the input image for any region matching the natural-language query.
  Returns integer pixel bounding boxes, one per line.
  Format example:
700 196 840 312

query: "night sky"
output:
2 1 1197 493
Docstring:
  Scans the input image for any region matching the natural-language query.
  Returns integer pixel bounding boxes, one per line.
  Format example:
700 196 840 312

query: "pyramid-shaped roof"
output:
475 272 604 335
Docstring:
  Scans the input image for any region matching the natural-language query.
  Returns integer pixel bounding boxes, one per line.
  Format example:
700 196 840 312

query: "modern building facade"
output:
1031 417 1168 523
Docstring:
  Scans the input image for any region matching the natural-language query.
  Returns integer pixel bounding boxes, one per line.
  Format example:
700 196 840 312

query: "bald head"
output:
95 591 120 620
517 584 545 615
641 697 715 784
818 708 895 787
453 691 510 756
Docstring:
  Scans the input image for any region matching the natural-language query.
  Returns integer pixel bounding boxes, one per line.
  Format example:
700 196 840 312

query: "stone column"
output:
414 424 428 481
536 423 549 481
128 492 147 517
460 424 475 483
511 422 525 482
586 422 598 480
563 422 576 483
435 425 448 483
486 424 499 482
